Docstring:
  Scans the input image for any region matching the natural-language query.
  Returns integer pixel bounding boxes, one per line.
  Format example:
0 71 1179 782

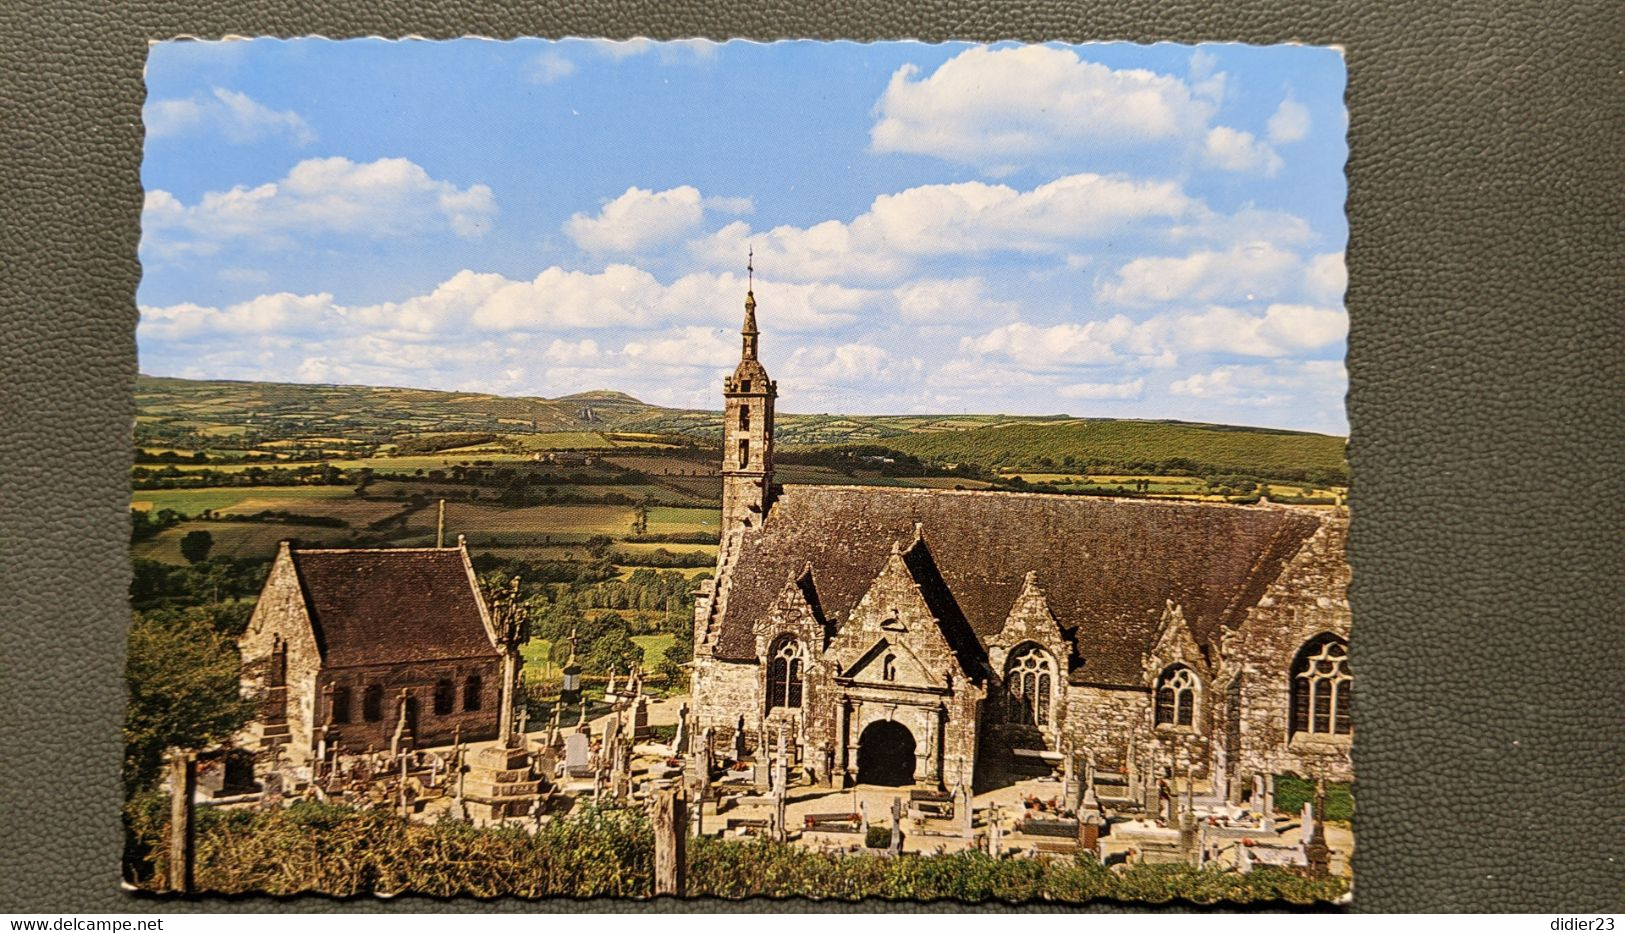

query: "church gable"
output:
1143 600 1211 682
841 637 942 689
829 537 974 683
753 562 829 653
986 570 1071 675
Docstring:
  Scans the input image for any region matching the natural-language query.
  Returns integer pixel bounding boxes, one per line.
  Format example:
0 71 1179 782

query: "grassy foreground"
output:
128 799 1348 904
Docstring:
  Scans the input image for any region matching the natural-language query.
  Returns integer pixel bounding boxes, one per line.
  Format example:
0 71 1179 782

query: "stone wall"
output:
1217 517 1354 790
317 657 502 754
238 548 322 765
1063 684 1152 773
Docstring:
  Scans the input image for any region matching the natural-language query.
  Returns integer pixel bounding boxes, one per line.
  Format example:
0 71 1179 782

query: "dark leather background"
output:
2 0 1622 914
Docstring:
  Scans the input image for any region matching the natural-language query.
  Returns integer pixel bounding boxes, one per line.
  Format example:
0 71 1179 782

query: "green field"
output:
131 485 358 514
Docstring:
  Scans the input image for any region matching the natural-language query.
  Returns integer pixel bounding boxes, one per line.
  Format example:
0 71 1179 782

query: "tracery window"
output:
1154 665 1199 727
766 636 804 710
463 674 483 712
433 678 455 715
1005 644 1055 726
1291 635 1352 736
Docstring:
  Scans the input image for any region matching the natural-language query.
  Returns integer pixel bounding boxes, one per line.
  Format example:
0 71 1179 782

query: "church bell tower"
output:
721 256 776 531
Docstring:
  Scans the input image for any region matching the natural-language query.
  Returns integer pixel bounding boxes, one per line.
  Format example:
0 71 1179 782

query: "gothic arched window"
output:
1291 634 1352 737
463 674 483 712
362 684 383 722
766 636 804 710
1154 665 1199 727
433 678 455 716
1005 644 1055 726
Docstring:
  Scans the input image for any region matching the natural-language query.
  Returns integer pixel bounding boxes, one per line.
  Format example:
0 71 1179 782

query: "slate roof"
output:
712 486 1327 686
289 548 499 668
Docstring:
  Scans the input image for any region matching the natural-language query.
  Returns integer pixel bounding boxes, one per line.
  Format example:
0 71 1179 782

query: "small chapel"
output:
690 283 1354 799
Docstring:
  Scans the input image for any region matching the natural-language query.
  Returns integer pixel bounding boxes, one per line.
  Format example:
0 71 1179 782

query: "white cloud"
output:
870 45 1215 172
892 277 1019 323
1267 96 1312 144
784 343 921 387
526 51 577 85
542 338 600 364
960 319 1135 368
1169 360 1346 406
623 327 737 368
1096 242 1303 307
1304 251 1347 304
564 185 751 254
141 157 497 256
1202 126 1283 176
590 38 718 63
693 172 1197 283
144 87 315 146
960 302 1344 371
1058 377 1145 400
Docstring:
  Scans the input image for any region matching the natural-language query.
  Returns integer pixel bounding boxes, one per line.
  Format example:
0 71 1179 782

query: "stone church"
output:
691 285 1353 798
238 538 505 765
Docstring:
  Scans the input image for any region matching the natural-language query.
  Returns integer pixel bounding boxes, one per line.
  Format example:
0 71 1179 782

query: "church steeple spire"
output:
721 254 776 532
742 248 759 360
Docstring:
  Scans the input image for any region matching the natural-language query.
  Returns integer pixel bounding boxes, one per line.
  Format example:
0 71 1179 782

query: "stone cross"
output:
577 696 589 730
957 783 973 839
732 715 747 762
607 670 617 698
517 704 529 739
673 703 690 755
988 803 1002 857
390 691 410 757
1300 801 1316 846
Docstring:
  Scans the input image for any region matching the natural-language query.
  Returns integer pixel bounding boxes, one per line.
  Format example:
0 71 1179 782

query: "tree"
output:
583 626 643 676
179 529 214 564
123 610 257 794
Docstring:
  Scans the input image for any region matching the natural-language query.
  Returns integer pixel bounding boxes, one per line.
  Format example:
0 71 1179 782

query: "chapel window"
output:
767 636 804 710
330 685 352 724
1154 665 1199 727
1291 634 1352 737
362 684 383 722
433 678 455 716
1005 644 1055 727
463 674 483 712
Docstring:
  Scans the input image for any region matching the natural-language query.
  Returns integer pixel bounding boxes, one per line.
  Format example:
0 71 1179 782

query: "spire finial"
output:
748 245 754 290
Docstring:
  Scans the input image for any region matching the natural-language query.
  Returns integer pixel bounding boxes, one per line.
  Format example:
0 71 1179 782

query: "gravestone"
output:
1300 801 1316 846
564 732 592 778
632 695 652 740
889 797 904 855
956 784 973 839
732 716 747 762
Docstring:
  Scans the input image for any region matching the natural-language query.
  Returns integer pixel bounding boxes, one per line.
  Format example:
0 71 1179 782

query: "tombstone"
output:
956 784 974 839
632 695 652 740
1260 774 1276 830
606 670 618 698
888 797 904 855
732 715 748 762
988 805 1003 857
858 800 870 838
701 726 716 771
564 732 592 778
1300 801 1316 846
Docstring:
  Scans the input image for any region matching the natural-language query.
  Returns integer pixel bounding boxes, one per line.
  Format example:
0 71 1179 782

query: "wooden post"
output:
652 787 687 897
167 751 196 894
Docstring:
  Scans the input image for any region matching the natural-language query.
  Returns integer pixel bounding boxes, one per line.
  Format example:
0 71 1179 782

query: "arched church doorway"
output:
857 719 916 786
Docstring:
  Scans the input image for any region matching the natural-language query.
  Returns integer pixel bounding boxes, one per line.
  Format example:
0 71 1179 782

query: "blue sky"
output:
138 39 1348 433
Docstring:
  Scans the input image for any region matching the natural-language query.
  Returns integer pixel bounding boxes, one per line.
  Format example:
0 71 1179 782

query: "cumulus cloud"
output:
1202 126 1283 176
564 185 751 254
871 45 1215 172
1267 96 1312 144
892 277 1019 323
960 302 1345 370
694 172 1198 283
142 157 497 256
1304 251 1347 304
1096 242 1303 307
144 87 315 146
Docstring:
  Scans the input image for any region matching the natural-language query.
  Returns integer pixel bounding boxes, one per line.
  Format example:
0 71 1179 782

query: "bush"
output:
127 803 1350 904
1272 774 1355 822
865 825 892 849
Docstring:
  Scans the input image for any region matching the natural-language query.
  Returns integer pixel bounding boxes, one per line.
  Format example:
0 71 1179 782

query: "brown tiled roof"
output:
289 548 498 668
713 486 1327 686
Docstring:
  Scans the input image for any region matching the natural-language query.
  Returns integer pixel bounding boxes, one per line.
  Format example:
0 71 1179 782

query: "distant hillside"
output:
878 419 1348 482
134 374 1346 481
